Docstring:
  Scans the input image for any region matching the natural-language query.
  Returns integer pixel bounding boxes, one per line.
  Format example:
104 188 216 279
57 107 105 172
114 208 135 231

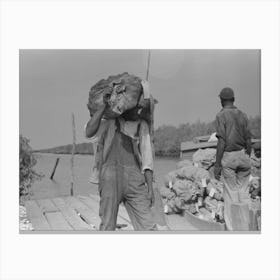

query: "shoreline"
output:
33 151 180 160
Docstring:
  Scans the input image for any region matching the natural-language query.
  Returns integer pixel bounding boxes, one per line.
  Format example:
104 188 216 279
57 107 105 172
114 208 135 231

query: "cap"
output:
219 87 234 100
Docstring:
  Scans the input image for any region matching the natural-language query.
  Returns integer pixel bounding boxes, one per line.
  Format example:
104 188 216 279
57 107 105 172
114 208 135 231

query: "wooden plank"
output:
183 210 225 231
45 212 73 230
77 195 100 215
36 198 58 213
52 197 93 231
65 196 100 229
83 195 133 230
231 203 250 231
25 200 51 230
117 206 133 229
70 113 76 196
166 213 199 231
50 157 60 179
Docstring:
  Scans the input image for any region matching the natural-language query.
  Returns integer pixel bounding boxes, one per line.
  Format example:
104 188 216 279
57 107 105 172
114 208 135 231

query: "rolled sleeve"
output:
84 119 106 143
139 120 153 172
84 122 99 143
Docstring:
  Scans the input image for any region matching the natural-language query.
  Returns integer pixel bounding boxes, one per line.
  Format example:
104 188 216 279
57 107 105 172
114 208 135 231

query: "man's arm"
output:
214 138 225 180
139 120 155 207
246 138 252 156
244 115 252 156
214 115 226 180
85 104 106 138
144 169 155 207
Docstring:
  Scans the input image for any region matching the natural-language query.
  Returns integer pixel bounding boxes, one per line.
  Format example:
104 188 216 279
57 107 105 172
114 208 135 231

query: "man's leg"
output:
221 152 239 230
235 151 252 229
99 164 121 230
222 151 251 230
236 151 251 196
124 167 157 231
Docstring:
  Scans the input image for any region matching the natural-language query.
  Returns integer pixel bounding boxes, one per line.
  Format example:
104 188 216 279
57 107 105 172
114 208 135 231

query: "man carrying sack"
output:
85 76 157 231
214 87 252 230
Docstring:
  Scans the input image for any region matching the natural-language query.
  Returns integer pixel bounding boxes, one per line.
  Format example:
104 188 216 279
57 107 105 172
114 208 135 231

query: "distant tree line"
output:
37 143 94 155
154 115 261 157
36 115 261 157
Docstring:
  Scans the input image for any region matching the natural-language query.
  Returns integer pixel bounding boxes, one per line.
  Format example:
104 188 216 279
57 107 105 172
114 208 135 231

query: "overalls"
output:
98 121 157 231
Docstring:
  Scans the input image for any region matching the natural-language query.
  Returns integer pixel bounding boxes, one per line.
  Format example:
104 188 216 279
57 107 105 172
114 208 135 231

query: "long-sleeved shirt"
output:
215 105 251 152
85 118 153 172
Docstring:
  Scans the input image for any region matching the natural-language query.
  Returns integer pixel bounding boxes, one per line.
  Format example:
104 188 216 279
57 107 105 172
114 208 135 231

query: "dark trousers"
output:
99 163 157 231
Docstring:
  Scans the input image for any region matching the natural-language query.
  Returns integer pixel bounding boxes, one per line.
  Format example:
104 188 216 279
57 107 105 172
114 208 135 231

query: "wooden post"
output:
145 51 169 228
146 51 155 164
50 157 60 180
146 50 151 81
70 113 76 196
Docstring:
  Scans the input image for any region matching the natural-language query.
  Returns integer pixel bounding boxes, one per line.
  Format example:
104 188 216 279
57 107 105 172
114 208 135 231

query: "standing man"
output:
214 87 252 230
85 84 157 231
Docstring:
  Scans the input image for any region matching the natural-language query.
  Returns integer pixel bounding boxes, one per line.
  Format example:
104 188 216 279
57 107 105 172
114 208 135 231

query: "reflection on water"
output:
31 153 178 200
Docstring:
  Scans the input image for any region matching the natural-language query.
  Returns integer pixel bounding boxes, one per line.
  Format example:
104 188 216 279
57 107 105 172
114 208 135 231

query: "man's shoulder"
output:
216 109 225 119
217 106 246 116
235 108 249 121
237 108 248 116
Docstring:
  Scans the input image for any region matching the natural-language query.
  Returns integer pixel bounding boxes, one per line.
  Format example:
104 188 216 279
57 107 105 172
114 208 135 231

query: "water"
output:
31 153 178 200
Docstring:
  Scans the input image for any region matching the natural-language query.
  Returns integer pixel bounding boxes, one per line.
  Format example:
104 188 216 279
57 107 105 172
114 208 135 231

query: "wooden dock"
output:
24 194 134 231
23 194 201 231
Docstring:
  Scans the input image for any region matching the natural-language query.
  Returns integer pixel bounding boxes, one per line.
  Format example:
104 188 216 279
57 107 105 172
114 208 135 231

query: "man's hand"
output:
147 184 155 207
214 164 222 180
85 104 107 138
144 169 155 207
103 87 113 105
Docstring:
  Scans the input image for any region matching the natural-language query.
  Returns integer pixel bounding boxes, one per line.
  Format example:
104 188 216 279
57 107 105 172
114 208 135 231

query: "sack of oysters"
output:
87 72 156 122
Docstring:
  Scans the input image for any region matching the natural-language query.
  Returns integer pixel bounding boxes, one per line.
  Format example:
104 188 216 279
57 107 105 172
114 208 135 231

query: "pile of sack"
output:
250 153 261 178
251 141 261 177
249 142 261 199
87 72 155 122
160 149 225 223
192 148 216 170
249 175 261 199
160 147 262 225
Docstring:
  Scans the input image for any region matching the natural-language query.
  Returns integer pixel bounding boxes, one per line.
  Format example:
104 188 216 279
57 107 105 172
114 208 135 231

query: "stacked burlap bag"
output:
161 159 225 223
192 148 216 170
161 147 261 224
87 72 155 122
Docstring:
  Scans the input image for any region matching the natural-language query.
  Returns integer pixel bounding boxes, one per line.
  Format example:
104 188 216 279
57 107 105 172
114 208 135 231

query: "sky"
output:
19 49 260 149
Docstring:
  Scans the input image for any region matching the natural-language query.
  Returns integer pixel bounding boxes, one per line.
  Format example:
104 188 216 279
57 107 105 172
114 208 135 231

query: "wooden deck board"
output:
52 197 93 230
24 200 51 230
165 213 198 231
65 196 100 230
77 195 100 215
89 193 168 230
24 194 202 231
82 195 133 230
45 211 73 230
36 198 58 213
116 204 133 229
